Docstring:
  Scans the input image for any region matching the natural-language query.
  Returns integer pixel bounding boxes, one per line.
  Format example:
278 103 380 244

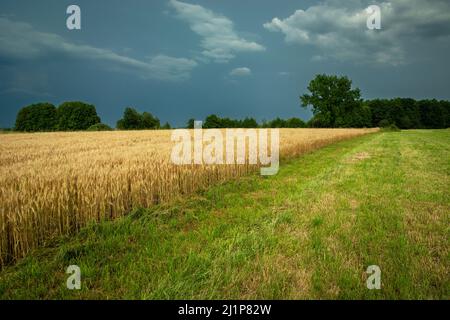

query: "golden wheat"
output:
0 128 378 266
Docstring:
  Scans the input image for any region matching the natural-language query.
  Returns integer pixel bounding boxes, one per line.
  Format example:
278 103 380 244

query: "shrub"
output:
378 119 392 128
380 123 400 132
87 123 113 131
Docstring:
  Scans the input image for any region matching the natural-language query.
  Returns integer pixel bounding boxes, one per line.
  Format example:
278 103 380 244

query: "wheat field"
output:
0 128 378 266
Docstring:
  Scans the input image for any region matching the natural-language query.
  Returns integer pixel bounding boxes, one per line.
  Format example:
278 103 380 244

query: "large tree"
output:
186 118 195 129
285 117 306 128
57 101 100 131
117 107 141 130
116 107 160 130
141 111 160 129
15 103 58 132
240 117 259 128
301 74 362 127
203 114 223 128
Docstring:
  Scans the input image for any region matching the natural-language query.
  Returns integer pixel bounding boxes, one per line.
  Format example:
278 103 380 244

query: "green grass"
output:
0 130 448 299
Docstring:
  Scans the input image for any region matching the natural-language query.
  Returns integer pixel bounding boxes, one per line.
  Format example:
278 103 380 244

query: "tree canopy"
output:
262 117 306 128
57 101 101 131
366 98 449 129
15 103 58 132
116 107 160 130
300 74 370 127
186 115 305 129
87 123 113 131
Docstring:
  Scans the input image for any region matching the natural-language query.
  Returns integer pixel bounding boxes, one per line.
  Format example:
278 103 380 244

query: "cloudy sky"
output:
1 0 449 127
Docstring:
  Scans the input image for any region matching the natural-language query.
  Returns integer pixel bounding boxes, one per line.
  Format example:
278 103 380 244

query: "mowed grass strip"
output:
0 130 448 299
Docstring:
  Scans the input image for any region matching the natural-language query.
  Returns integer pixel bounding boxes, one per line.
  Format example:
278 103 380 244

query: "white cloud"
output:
263 0 450 65
0 17 198 81
229 67 251 77
169 0 265 63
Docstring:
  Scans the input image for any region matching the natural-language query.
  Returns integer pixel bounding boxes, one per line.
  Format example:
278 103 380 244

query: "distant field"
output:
0 129 448 299
0 128 376 266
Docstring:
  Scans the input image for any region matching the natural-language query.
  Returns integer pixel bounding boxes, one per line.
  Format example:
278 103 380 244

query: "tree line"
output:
13 103 167 132
10 74 450 132
117 107 170 130
301 74 449 129
186 115 306 129
366 98 449 129
15 102 101 132
306 97 450 129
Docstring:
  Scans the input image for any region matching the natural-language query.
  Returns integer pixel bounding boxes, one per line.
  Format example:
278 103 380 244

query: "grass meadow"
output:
0 129 448 299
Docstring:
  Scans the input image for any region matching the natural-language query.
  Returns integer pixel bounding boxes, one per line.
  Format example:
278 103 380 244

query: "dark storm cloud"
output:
0 0 449 128
0 17 198 81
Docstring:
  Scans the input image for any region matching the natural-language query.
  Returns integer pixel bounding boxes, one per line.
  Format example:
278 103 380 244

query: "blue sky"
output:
1 0 450 128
